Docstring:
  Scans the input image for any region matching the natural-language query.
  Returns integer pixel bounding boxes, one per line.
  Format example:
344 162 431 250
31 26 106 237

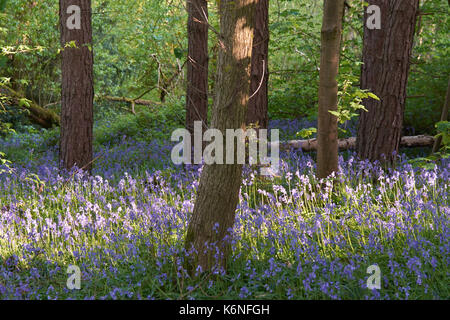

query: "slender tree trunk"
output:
247 0 269 129
185 0 256 273
317 0 345 179
59 0 94 171
357 0 419 163
432 78 450 153
186 0 209 135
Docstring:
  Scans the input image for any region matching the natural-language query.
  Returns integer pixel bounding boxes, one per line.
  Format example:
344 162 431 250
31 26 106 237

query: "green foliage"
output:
404 0 450 134
268 1 322 119
0 122 14 136
268 0 448 137
409 121 450 169
330 78 378 126
435 121 450 147
296 127 316 139
0 0 187 113
94 101 184 146
0 0 60 108
0 0 7 12
0 78 26 136
0 151 12 174
91 0 187 99
0 0 447 146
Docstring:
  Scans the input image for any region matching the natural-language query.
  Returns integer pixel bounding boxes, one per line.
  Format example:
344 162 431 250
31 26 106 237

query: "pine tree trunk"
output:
357 0 419 163
185 0 256 274
247 0 269 129
317 0 345 179
186 0 209 135
59 0 94 172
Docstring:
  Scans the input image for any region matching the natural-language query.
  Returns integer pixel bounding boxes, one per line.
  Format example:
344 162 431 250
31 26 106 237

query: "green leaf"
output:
0 0 7 12
18 98 31 108
0 56 7 68
173 48 184 59
367 92 380 101
296 127 317 139
329 110 340 117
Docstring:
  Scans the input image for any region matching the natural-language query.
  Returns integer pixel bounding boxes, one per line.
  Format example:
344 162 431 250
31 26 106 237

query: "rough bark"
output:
247 0 269 129
317 0 345 179
274 135 434 152
184 0 256 273
357 0 420 163
186 0 209 134
432 78 450 153
59 0 94 172
0 86 60 128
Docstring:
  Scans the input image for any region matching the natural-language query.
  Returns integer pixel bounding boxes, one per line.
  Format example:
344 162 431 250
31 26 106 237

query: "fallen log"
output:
100 95 162 114
0 86 60 128
272 135 435 152
101 95 162 106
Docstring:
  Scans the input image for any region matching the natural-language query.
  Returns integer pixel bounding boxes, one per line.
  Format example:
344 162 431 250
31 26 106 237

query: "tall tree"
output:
317 0 345 179
185 0 256 273
357 0 420 162
247 0 269 129
186 0 209 136
59 0 94 171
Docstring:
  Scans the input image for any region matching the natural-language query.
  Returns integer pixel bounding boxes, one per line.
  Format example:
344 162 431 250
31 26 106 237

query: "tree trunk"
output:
317 0 345 179
432 78 449 153
247 0 269 129
59 0 94 172
357 0 419 163
185 0 256 274
186 0 209 135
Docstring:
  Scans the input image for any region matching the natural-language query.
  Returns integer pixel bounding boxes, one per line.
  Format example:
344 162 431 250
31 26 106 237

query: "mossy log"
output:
1 86 60 128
